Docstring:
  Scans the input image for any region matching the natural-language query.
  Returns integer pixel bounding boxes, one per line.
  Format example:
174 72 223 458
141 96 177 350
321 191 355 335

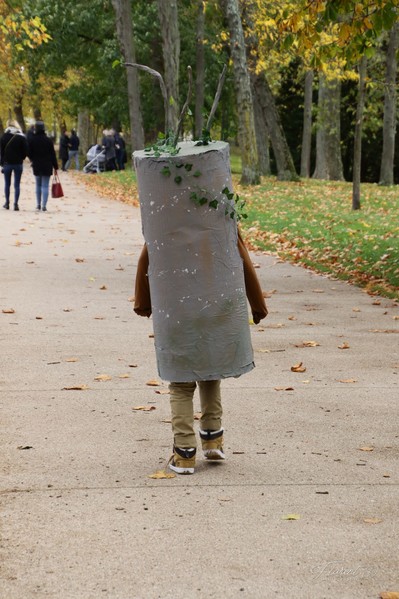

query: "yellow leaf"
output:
282 514 300 520
275 386 295 391
146 379 161 386
94 374 112 382
118 374 130 378
132 405 156 411
148 470 176 479
338 342 350 349
65 357 78 362
295 340 320 347
2 308 15 314
359 446 374 452
338 379 358 383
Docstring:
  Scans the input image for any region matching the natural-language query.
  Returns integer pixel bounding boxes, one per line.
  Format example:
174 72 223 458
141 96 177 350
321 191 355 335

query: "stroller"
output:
83 144 106 173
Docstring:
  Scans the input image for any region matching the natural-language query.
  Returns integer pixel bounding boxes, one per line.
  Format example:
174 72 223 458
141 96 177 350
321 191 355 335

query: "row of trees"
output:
1 1 399 201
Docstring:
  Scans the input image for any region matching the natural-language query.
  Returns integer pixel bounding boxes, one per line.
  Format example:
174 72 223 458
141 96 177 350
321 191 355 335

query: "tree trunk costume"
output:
133 141 267 472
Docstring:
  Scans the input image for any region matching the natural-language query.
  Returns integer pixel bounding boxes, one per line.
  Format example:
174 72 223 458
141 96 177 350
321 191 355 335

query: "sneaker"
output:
200 428 225 460
168 446 196 474
35 206 41 211
14 204 19 211
3 203 9 209
42 207 47 212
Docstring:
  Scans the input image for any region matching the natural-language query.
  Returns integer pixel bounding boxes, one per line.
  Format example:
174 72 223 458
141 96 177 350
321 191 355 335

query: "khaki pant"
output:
169 380 222 448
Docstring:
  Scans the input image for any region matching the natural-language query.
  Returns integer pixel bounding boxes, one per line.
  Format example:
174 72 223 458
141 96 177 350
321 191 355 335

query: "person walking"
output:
101 129 117 171
65 129 80 170
114 131 126 170
27 121 59 212
0 119 28 211
59 128 70 171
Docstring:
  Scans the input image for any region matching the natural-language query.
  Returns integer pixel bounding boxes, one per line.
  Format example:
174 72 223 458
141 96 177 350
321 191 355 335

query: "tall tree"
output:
313 75 344 181
300 70 314 178
379 22 399 186
352 56 367 210
112 0 144 151
194 0 205 138
157 0 180 134
222 0 260 184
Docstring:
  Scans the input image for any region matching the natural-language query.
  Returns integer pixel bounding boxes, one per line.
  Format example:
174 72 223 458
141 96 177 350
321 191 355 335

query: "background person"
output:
59 128 70 171
27 121 58 212
101 129 117 171
0 119 28 211
65 129 80 170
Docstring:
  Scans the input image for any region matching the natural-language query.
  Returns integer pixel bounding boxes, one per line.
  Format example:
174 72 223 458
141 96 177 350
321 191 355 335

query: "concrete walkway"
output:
0 169 398 599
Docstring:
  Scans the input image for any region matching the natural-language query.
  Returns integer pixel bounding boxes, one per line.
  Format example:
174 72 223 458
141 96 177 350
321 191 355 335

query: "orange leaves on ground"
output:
132 406 156 411
359 446 374 452
291 362 306 373
148 470 175 479
363 518 382 524
294 340 320 348
94 374 112 382
275 386 295 391
75 258 85 263
379 593 399 599
2 308 15 314
62 385 90 391
146 379 161 386
338 342 350 349
338 378 358 383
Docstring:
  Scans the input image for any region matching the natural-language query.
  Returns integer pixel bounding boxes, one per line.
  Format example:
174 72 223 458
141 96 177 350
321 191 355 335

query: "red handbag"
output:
51 172 64 198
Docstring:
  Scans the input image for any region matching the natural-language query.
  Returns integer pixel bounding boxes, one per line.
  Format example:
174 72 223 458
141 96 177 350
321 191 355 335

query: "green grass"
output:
78 165 399 299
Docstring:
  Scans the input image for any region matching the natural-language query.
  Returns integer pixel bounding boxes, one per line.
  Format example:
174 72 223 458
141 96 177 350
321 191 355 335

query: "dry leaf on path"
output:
363 518 382 524
118 374 130 378
75 258 85 263
94 374 112 382
65 357 78 362
295 340 320 347
291 362 306 373
359 446 374 452
338 379 358 383
282 514 301 520
133 405 156 411
379 593 399 599
338 342 350 349
155 389 170 395
129 364 138 368
194 412 202 420
148 470 176 479
62 385 90 391
99 285 107 290
275 386 295 391
146 379 161 386
2 308 15 314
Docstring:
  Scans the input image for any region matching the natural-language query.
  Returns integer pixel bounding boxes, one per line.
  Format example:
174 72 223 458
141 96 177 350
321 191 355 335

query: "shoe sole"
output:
203 449 225 460
169 463 194 474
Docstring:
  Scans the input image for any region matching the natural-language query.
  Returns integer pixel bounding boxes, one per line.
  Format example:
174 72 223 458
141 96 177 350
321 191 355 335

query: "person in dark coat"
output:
114 131 126 170
101 129 117 171
59 129 69 171
0 119 28 210
65 129 80 170
27 121 59 212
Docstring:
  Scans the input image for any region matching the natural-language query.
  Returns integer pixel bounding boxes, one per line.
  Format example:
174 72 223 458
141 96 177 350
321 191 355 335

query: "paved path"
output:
1 170 398 599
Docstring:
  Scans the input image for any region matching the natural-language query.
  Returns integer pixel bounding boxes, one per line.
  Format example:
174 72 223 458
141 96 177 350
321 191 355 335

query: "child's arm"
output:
134 244 152 317
237 228 268 324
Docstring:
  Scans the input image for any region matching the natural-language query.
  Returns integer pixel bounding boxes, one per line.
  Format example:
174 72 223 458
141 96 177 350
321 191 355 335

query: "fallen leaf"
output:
352 307 361 312
63 308 72 312
312 289 324 293
146 379 161 386
359 446 374 452
118 374 130 379
2 308 15 314
363 518 382 524
295 340 320 347
148 470 176 479
94 316 105 320
75 258 85 263
275 386 295 391
338 379 358 383
128 296 135 302
133 406 156 411
65 357 78 362
379 593 399 599
148 333 154 338
232 451 245 454
99 285 107 290
161 418 172 423
155 389 170 394
218 497 232 502
62 385 89 390
291 362 306 373
94 374 112 382
338 342 350 349
282 514 300 520
35 316 43 320
17 445 33 450
194 412 202 420
369 329 398 334
288 315 297 321
129 364 138 368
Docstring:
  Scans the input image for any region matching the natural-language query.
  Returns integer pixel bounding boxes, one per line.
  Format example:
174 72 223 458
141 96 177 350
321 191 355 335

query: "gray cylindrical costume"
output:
134 141 254 382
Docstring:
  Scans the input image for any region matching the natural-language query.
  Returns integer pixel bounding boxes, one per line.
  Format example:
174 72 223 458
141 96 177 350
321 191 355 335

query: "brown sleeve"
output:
237 228 268 324
134 244 152 317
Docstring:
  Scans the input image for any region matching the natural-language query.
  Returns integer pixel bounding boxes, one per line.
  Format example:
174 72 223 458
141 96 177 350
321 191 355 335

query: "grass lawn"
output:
76 166 399 300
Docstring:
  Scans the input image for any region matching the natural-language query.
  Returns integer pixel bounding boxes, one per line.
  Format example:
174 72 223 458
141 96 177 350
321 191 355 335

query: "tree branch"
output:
125 62 168 137
206 64 227 131
173 65 192 147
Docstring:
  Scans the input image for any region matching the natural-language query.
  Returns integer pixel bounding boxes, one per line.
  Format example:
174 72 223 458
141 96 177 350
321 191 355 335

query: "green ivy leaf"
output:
160 166 171 177
193 170 201 178
209 199 218 209
174 176 183 184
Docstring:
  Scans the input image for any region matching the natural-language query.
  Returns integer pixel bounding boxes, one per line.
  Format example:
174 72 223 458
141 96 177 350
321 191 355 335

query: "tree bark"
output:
222 0 260 185
252 85 270 175
13 96 25 132
252 73 298 181
158 0 180 135
300 69 314 178
78 110 90 156
379 23 399 186
195 0 205 138
352 56 367 211
313 74 344 180
112 0 144 151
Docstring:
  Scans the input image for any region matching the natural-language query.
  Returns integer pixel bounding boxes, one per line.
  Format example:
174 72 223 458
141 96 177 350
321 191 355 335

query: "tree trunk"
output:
14 96 25 132
313 74 344 180
252 73 298 181
379 23 399 186
300 69 314 178
352 56 367 211
252 86 270 175
111 0 144 151
195 0 205 138
158 0 180 135
78 110 90 155
222 0 260 185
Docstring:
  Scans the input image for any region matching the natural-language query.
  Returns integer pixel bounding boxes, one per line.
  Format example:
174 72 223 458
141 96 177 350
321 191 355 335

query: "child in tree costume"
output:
134 141 267 474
